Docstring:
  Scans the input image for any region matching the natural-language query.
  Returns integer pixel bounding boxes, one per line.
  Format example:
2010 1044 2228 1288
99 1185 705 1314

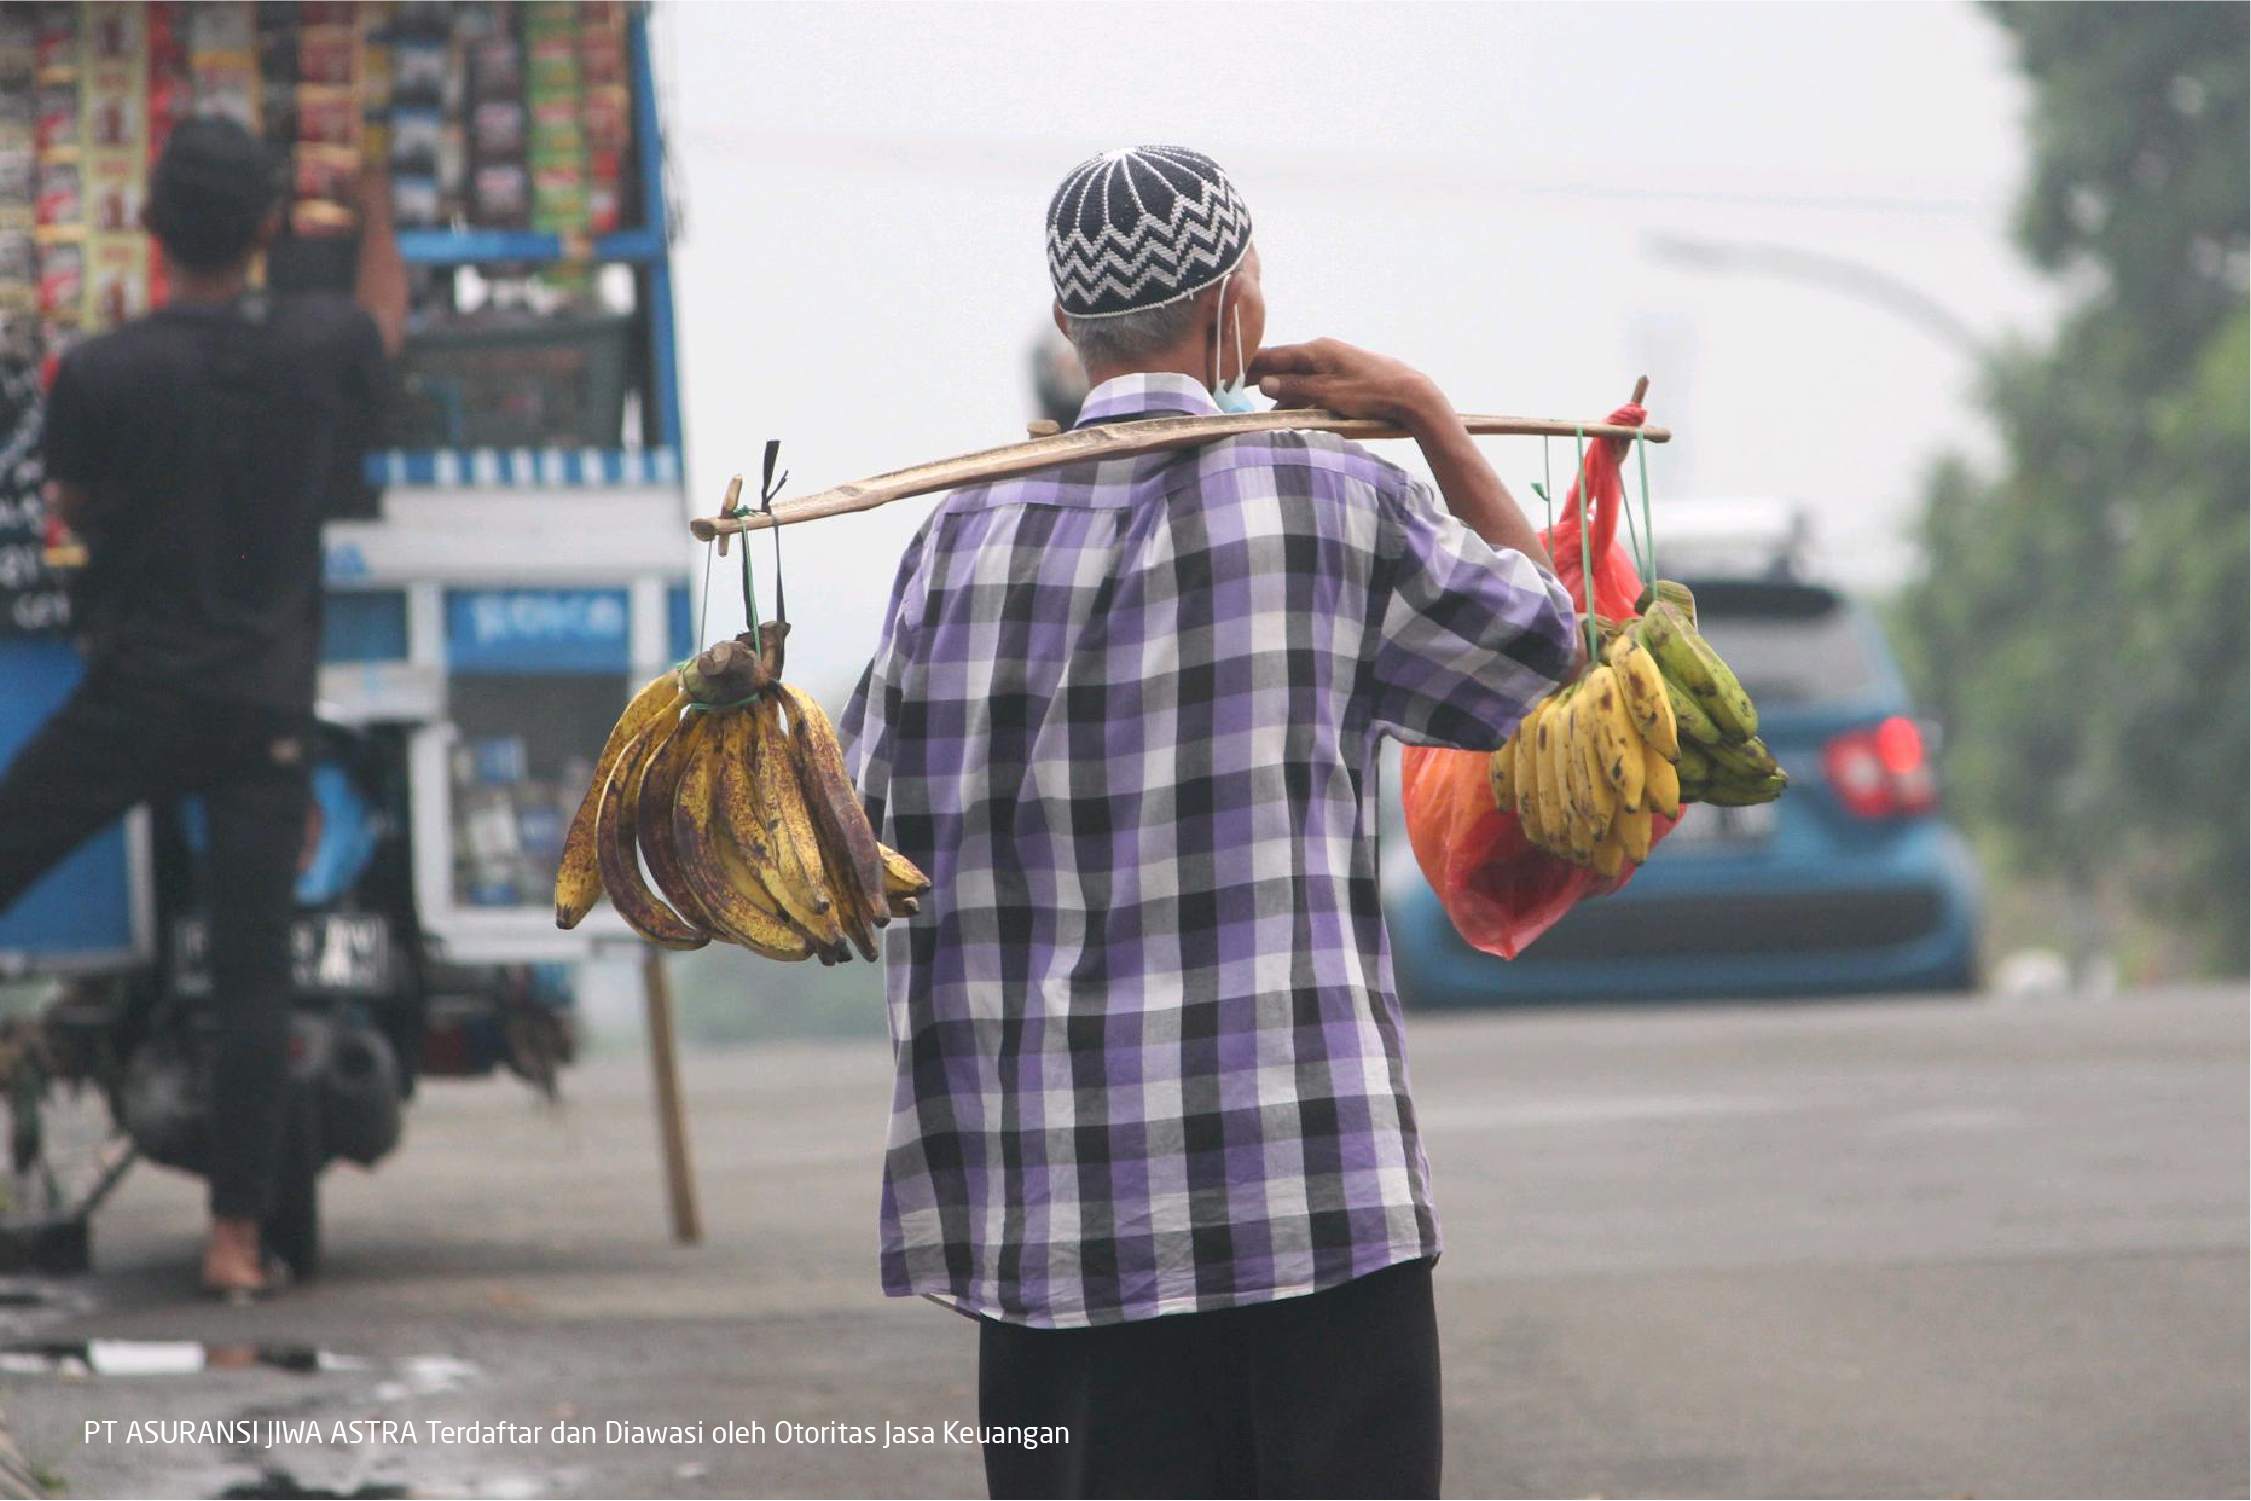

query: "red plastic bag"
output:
1399 400 1681 959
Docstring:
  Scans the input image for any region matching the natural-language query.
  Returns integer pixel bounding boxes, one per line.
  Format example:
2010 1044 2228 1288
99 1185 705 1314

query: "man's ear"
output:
1200 284 1230 355
1051 300 1068 336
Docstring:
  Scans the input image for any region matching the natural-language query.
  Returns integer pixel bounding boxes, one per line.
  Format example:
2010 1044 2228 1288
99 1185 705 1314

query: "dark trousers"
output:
979 1257 1442 1500
0 666 308 1222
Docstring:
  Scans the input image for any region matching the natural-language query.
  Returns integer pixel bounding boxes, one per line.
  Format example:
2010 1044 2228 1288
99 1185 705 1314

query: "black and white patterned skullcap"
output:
1045 146 1253 319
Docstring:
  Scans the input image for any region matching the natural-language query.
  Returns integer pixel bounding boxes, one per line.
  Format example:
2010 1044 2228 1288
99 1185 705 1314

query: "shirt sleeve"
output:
1365 477 1578 751
38 351 105 488
840 521 934 832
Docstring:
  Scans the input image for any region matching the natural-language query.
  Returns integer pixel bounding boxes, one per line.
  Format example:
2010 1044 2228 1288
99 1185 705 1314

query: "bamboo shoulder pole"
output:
640 948 702 1246
691 407 1669 540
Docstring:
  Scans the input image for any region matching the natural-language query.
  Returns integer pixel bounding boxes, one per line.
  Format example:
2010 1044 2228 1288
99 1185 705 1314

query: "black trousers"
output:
979 1257 1442 1500
0 665 308 1222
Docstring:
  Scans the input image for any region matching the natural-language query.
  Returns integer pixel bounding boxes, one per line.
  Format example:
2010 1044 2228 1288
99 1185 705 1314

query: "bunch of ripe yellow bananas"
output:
553 629 929 962
1490 581 1786 879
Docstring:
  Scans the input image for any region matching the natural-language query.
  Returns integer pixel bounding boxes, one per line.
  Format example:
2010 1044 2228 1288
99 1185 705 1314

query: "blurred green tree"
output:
1895 2 2248 973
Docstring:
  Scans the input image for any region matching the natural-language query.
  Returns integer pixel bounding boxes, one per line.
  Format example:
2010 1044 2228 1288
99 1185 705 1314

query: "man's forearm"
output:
1401 398 1557 574
354 196 408 358
1245 338 1560 578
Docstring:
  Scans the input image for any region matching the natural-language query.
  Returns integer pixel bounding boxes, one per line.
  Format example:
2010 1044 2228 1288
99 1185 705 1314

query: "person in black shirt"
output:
0 118 405 1298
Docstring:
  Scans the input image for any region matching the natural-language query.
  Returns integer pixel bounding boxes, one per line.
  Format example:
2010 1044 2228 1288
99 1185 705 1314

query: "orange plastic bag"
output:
1399 400 1680 959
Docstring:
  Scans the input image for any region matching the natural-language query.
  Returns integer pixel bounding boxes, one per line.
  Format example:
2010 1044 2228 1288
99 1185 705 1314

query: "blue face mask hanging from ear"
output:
1209 268 1258 414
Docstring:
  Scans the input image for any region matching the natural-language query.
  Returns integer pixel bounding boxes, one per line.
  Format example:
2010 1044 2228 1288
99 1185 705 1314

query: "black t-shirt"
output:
41 293 385 709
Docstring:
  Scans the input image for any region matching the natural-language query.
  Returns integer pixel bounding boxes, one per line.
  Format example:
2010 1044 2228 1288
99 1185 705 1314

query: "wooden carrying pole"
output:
691 404 1669 540
640 948 702 1245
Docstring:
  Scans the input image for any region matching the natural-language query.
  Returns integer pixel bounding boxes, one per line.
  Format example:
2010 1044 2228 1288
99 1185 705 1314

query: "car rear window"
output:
1677 580 1881 706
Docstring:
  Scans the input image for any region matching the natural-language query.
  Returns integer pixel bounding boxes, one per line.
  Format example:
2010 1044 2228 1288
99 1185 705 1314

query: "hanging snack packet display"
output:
146 4 193 165
83 61 141 150
387 5 458 225
0 9 28 88
0 229 32 323
34 80 77 155
464 5 526 231
33 4 75 74
28 3 79 339
297 84 358 147
83 1 140 65
255 6 296 145
35 232 81 324
292 144 356 197
466 32 519 96
189 0 259 134
0 0 652 340
85 230 145 326
82 148 137 232
287 16 361 238
32 158 78 231
189 51 259 132
470 160 526 230
386 103 442 227
470 94 525 158
297 22 355 87
0 11 33 329
186 2 253 55
388 31 446 106
525 1 585 294
356 7 390 164
578 2 628 234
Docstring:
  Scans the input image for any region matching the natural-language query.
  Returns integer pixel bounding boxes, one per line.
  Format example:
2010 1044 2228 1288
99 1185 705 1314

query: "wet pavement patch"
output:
216 1471 411 1500
0 1340 367 1377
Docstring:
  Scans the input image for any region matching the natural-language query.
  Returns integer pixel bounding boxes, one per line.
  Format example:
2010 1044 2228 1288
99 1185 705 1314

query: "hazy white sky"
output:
657 1 2056 700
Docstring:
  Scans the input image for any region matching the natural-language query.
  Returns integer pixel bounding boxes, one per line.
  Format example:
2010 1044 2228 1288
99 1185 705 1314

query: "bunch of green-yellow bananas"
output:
1488 580 1786 879
552 630 930 962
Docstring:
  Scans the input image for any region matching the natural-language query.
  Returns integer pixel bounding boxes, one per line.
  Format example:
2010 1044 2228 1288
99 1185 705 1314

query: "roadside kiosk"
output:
0 0 699 1258
2 0 687 973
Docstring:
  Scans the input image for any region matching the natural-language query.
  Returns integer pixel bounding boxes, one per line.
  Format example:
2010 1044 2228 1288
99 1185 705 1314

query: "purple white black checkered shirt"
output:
841 373 1577 1327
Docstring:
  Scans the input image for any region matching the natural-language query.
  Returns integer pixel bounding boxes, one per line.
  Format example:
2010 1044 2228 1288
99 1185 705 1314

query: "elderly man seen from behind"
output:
843 144 1579 1499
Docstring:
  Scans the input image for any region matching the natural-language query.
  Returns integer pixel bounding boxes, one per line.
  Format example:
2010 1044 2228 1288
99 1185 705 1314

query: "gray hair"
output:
1060 296 1206 369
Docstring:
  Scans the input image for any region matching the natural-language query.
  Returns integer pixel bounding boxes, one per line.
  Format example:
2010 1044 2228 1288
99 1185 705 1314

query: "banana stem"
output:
755 620 789 682
681 636 768 705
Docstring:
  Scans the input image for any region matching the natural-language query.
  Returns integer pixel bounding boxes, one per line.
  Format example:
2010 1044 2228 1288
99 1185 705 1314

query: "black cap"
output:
145 116 282 270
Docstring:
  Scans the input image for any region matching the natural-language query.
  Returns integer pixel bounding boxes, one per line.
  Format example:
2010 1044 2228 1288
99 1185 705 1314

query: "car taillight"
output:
299 801 325 877
1824 716 1937 819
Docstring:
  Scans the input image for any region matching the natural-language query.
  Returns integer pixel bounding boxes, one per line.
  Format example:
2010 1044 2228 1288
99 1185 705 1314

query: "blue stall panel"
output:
667 583 693 665
325 589 410 664
0 639 143 974
444 588 631 674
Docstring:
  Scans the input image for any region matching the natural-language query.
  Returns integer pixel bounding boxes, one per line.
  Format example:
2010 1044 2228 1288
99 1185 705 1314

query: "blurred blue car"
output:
1383 574 1983 1005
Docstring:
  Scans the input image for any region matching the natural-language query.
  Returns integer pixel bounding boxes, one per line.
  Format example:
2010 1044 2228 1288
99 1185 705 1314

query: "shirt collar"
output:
1074 372 1220 428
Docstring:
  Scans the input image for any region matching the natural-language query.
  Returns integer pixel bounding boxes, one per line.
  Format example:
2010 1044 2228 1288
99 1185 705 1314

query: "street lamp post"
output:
1646 233 1986 355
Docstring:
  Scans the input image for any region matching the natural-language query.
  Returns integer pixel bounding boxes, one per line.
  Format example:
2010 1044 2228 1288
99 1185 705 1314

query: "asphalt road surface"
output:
3 983 2243 1499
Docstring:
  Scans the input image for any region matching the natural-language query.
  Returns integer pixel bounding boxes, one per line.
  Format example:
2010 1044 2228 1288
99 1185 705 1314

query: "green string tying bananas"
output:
1490 434 1785 879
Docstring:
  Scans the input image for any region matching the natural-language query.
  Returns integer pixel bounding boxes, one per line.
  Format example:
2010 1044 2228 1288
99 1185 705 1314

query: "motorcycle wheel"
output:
263 1082 320 1280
